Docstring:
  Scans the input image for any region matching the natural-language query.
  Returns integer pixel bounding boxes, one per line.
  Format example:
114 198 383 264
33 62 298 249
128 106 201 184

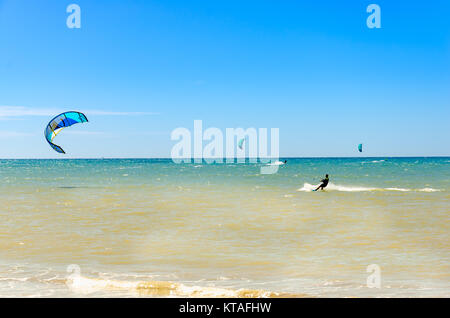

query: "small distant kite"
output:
44 111 88 154
358 143 363 153
238 138 245 150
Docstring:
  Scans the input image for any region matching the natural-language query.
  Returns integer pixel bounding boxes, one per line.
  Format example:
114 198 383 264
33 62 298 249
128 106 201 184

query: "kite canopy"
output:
358 143 363 152
238 138 245 150
44 111 88 154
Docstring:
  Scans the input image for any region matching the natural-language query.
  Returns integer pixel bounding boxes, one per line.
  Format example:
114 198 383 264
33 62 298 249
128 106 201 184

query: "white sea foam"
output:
385 187 410 192
267 161 285 166
418 188 441 192
297 183 376 192
65 275 281 297
297 183 441 193
362 160 385 164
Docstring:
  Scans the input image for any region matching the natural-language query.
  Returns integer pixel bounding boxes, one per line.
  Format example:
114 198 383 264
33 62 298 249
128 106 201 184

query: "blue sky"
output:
0 0 449 158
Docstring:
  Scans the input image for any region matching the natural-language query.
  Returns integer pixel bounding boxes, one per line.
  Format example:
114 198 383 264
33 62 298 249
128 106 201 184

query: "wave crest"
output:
66 275 300 298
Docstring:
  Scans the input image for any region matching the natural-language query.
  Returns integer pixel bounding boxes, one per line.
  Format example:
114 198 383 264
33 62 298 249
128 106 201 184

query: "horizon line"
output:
0 156 449 160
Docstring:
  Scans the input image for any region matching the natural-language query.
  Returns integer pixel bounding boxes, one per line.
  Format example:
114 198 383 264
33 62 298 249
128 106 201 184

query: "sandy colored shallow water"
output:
0 158 448 297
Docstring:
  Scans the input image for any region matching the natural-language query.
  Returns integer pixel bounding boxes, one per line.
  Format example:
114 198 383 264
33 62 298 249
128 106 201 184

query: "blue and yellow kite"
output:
44 111 88 154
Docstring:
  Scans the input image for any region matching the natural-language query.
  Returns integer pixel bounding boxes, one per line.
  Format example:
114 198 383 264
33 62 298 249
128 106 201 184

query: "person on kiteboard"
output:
314 174 329 191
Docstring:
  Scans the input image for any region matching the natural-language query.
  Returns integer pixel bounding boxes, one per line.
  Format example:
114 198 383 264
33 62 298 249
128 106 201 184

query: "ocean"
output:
0 157 448 297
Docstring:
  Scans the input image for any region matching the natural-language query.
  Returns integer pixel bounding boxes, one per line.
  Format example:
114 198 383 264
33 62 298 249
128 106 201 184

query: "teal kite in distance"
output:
358 143 363 152
44 111 88 154
238 138 245 150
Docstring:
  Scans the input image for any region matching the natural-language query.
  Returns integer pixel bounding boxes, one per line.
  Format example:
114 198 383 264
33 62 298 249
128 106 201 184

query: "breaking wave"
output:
65 275 302 298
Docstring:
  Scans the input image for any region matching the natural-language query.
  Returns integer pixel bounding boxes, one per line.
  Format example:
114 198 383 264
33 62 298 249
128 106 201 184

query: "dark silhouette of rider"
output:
314 174 329 191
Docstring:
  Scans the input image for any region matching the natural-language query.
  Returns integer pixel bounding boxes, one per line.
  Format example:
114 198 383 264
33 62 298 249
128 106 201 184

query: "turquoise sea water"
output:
0 157 448 297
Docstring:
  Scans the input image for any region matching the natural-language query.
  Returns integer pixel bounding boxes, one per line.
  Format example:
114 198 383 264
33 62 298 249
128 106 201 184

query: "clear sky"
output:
0 0 449 158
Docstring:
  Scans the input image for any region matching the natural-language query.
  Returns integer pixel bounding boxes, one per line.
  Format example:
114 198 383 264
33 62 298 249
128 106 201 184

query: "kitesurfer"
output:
314 174 329 191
